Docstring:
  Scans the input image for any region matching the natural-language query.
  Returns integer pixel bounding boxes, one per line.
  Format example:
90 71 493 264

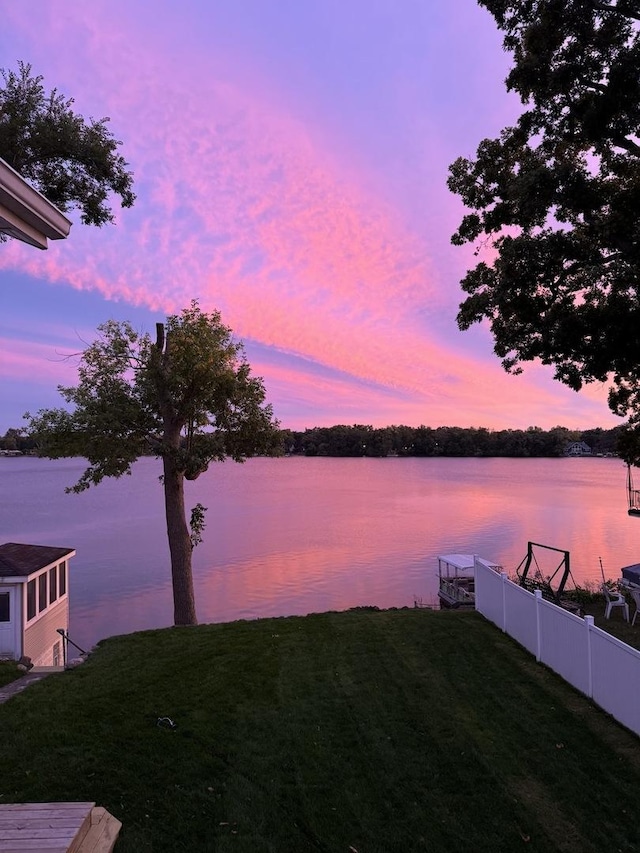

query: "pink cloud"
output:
0 8 435 343
0 3 619 431
0 337 81 384
251 354 616 431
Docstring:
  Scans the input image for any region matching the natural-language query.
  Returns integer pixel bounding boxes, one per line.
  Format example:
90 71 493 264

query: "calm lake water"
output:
1 455 638 650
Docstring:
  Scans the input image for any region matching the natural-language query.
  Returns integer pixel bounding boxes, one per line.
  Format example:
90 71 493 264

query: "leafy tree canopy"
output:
26 302 280 625
447 1 640 458
0 61 135 226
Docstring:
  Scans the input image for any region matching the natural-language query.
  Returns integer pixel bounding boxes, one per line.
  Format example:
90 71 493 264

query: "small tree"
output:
26 302 280 626
0 61 134 226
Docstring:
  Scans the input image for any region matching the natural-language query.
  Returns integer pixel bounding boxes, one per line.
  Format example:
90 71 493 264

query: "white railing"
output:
475 559 640 738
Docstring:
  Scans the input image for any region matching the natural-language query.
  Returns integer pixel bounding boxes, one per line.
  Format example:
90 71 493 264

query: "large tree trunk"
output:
162 452 198 626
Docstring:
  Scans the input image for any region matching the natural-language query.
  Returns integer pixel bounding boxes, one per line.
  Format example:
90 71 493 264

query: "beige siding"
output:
23 599 68 666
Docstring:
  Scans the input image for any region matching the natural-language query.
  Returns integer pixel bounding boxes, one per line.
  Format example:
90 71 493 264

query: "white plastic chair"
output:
602 584 630 622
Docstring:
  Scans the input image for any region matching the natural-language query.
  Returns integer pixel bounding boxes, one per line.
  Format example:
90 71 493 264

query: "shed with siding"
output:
0 542 75 666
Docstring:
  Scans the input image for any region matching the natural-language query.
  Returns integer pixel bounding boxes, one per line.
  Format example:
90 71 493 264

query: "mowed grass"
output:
1 609 640 853
0 661 21 688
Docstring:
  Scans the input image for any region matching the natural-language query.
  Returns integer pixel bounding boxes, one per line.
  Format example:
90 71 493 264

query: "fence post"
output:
584 615 594 698
501 572 508 632
534 590 543 662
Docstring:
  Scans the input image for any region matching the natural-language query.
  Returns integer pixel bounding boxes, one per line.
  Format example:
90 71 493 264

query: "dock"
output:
0 802 121 853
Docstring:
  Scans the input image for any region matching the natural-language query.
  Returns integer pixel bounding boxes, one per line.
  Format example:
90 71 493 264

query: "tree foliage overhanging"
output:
0 61 135 226
447 1 640 463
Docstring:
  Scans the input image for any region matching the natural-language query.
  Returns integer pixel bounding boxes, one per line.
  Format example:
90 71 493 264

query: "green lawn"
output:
0 661 22 688
1 609 639 852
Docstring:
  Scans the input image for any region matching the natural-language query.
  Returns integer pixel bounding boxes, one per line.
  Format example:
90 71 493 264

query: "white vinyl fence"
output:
475 559 640 737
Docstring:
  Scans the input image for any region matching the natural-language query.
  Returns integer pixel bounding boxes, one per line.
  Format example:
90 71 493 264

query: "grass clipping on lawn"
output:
1 609 639 853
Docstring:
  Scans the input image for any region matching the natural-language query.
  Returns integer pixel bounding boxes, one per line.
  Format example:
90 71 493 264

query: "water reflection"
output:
0 455 637 649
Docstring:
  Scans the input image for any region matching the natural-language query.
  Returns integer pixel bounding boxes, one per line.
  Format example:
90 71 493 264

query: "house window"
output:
38 573 47 613
49 565 57 603
27 580 36 620
25 562 69 625
0 593 9 622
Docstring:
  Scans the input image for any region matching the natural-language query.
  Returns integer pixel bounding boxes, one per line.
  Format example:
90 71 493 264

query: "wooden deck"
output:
0 802 121 853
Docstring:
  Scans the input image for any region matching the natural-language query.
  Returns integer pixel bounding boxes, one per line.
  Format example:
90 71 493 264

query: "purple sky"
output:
0 1 619 433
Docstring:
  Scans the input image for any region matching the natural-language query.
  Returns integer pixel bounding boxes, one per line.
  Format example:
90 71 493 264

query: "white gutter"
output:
0 157 72 249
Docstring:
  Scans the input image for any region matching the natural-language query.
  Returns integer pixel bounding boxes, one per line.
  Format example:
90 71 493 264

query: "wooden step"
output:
75 808 121 853
0 802 92 853
0 803 121 853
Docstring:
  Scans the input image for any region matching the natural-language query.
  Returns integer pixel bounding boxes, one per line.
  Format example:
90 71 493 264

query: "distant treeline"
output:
1 423 626 459
0 428 37 453
278 424 626 458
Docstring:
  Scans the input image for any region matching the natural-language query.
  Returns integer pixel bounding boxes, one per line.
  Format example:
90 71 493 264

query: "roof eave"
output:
0 158 72 249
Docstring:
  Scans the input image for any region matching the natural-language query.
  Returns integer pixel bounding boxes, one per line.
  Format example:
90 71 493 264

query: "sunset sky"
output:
0 1 619 434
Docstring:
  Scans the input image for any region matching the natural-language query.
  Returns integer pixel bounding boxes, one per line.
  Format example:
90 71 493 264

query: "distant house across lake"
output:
565 441 592 457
